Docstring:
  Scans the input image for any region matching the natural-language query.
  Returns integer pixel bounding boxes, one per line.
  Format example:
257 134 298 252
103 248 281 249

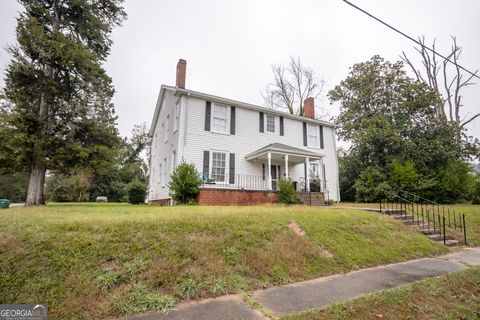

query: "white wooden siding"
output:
149 90 340 202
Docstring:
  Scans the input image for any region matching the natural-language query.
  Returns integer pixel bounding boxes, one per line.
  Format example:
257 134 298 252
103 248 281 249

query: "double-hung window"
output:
266 115 275 133
165 115 169 142
307 124 319 148
163 158 167 185
174 102 180 132
211 152 227 182
171 150 177 171
212 104 228 133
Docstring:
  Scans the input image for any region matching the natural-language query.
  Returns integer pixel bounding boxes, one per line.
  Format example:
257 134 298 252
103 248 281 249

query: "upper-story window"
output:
266 115 275 133
174 101 180 132
307 124 319 148
212 103 229 133
165 115 169 142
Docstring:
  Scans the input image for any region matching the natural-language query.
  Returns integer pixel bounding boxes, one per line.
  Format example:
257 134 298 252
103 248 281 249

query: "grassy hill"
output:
0 204 448 319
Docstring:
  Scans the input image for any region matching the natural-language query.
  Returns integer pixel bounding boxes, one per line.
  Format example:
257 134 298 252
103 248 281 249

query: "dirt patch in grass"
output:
284 266 480 320
288 221 306 237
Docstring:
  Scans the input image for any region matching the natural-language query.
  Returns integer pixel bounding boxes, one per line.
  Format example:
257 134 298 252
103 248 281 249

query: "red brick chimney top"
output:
176 59 186 89
303 97 315 119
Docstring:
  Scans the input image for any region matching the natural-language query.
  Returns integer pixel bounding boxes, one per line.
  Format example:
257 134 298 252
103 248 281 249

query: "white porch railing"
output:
201 173 270 191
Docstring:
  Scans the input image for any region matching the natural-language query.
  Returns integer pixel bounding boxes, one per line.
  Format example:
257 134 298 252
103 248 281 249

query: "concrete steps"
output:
382 208 460 247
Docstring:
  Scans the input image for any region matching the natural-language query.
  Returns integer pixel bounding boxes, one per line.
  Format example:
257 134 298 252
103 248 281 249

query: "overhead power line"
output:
342 0 480 80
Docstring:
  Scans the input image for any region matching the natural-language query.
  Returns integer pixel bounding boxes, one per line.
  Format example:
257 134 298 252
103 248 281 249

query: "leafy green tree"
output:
169 162 201 204
329 56 474 202
2 0 126 205
0 173 29 202
390 160 417 192
45 172 92 202
277 178 297 204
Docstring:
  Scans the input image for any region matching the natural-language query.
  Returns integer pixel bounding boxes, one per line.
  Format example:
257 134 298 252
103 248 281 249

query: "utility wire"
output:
342 0 480 80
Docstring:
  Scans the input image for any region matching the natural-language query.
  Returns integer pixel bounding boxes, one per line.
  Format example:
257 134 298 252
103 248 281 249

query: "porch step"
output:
296 192 326 206
427 234 444 241
437 239 459 246
384 210 406 215
419 228 440 235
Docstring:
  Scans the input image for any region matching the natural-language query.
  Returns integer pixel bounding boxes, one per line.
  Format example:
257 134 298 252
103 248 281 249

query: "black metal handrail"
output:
378 189 467 246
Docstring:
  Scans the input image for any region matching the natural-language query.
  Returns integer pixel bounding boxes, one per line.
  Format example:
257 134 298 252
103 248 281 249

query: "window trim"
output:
307 123 320 148
209 150 228 183
162 158 167 186
210 103 230 134
265 114 276 134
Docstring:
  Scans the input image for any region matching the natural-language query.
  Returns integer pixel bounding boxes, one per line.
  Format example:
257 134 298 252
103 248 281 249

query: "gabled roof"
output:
149 85 336 136
245 143 324 160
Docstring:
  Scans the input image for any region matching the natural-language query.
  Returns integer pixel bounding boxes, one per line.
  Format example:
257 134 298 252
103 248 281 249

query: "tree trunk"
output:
25 90 50 206
25 162 46 205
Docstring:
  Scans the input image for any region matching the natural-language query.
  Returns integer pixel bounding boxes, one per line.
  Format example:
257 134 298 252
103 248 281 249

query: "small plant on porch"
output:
169 161 202 204
278 178 298 204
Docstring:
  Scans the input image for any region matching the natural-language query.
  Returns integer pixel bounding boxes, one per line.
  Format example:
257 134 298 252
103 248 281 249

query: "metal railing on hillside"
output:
379 189 467 245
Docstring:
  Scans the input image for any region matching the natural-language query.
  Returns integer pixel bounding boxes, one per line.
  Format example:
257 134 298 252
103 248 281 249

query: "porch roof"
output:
245 143 324 162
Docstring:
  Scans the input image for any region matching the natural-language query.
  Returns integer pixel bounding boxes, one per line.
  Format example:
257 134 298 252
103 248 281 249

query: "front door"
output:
271 165 278 191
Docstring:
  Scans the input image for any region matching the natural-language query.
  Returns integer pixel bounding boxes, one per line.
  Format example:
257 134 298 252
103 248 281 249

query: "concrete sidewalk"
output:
126 247 480 320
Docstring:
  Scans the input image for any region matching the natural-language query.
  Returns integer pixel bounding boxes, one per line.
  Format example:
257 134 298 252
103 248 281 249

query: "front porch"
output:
199 143 328 205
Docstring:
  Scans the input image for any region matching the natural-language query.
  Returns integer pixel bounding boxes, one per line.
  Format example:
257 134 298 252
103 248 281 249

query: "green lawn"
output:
284 266 480 320
0 203 448 319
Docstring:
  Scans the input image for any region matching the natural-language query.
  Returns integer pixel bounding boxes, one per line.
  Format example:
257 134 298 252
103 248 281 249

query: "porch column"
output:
267 152 272 190
284 154 289 179
305 156 310 191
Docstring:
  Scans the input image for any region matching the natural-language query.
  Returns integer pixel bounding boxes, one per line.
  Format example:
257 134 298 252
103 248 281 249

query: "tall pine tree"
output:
2 0 126 205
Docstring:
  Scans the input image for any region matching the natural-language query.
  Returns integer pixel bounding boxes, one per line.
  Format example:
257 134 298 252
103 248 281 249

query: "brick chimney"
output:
303 97 315 119
176 59 186 89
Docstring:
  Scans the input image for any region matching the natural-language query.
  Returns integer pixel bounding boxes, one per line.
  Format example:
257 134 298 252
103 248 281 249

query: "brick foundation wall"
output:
150 198 172 206
197 188 278 205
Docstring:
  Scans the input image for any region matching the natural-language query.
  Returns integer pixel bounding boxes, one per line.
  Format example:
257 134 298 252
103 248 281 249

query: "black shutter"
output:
259 112 264 132
230 107 236 135
205 101 211 131
279 116 284 136
303 122 307 146
229 153 235 184
203 151 210 178
262 163 265 180
319 125 324 149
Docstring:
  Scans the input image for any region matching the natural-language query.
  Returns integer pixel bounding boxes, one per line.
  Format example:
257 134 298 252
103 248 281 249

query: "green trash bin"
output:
0 199 11 209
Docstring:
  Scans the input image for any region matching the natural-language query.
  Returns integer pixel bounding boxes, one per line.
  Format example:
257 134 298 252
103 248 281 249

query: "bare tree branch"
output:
401 36 476 126
262 56 325 116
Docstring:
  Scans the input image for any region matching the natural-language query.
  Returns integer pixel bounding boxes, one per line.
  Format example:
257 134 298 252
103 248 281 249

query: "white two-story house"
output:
148 59 340 205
